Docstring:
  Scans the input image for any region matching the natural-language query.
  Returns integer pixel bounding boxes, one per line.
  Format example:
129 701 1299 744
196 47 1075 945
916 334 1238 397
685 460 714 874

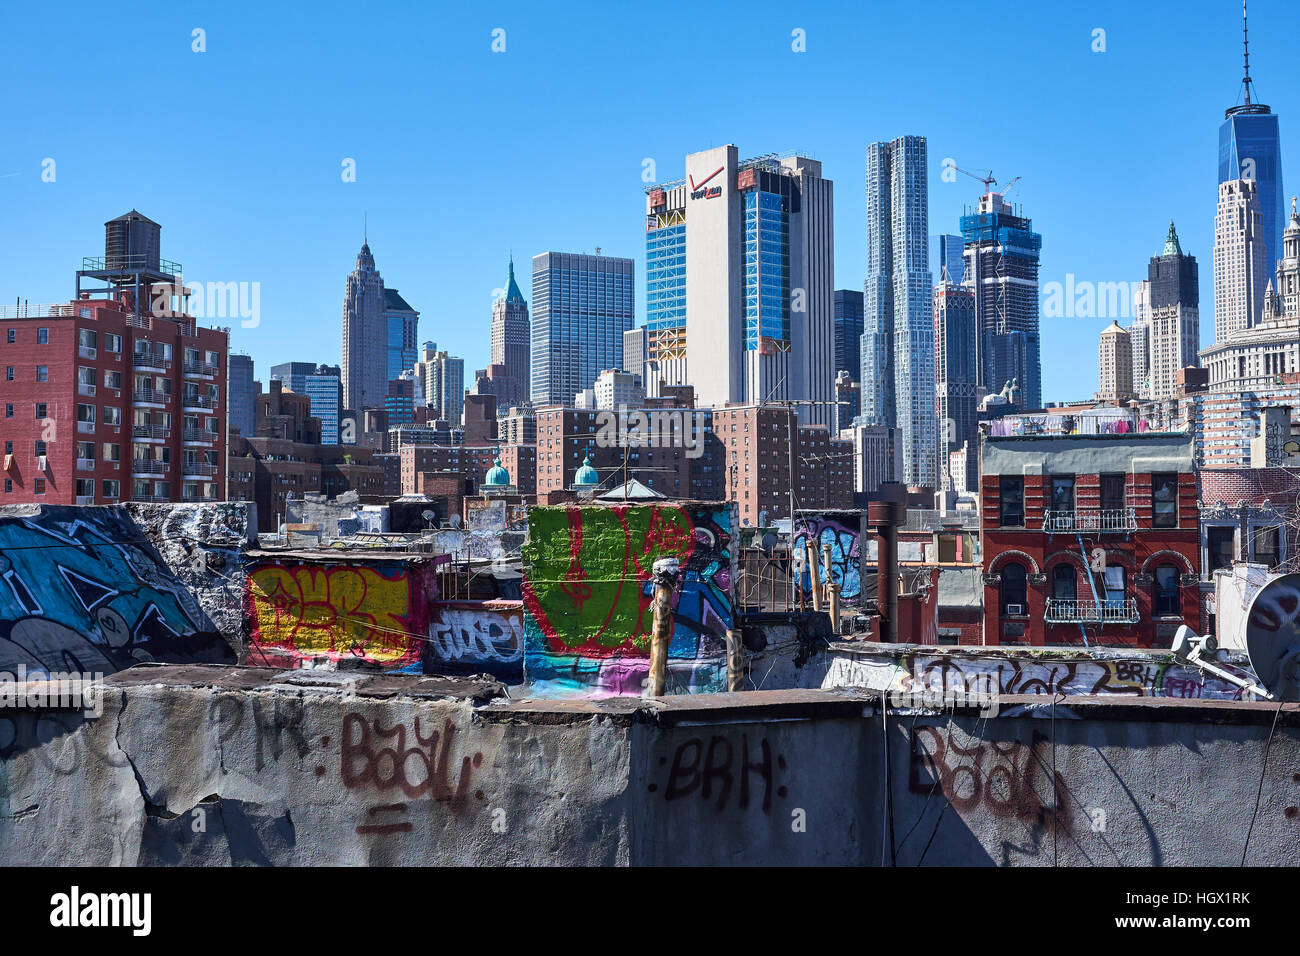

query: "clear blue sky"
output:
1 0 1290 402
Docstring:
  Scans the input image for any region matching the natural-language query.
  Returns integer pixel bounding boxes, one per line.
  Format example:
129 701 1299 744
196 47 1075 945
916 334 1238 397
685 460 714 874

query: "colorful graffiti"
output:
0 506 234 675
521 503 735 696
793 512 865 604
823 648 1254 701
426 601 525 679
244 557 442 671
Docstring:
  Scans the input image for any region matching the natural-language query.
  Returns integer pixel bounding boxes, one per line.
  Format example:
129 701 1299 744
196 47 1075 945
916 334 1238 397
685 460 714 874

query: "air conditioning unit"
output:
1006 604 1024 616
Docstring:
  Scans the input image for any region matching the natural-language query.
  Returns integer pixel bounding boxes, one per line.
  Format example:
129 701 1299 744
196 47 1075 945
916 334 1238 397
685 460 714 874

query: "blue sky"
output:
1 0 1291 402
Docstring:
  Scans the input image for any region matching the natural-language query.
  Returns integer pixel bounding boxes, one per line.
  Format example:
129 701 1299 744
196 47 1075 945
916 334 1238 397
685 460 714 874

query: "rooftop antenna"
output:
1243 1 1253 106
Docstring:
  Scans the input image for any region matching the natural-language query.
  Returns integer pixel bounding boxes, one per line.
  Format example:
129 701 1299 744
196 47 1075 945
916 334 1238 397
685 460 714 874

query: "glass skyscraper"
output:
530 252 634 406
833 290 864 378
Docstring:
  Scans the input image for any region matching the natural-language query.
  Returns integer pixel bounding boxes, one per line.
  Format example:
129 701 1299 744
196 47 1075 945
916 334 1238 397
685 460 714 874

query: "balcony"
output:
182 362 218 378
182 490 219 502
77 382 96 397
132 353 168 371
131 494 171 503
181 394 216 412
182 462 218 478
132 424 170 440
1042 508 1137 534
78 345 97 360
133 388 169 405
1044 598 1139 625
130 460 169 476
182 428 218 443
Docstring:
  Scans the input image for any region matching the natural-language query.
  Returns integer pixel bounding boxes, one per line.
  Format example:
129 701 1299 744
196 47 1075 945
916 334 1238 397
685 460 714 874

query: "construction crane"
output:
944 161 1021 199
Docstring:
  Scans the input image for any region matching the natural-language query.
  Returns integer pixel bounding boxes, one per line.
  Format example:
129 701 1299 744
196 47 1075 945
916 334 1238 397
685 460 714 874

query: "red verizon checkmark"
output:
689 166 724 190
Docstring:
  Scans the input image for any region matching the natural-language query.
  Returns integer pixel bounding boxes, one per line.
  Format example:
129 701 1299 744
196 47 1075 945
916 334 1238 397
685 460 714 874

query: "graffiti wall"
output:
521 502 736 696
0 505 236 675
822 644 1256 701
426 600 525 680
793 511 866 605
244 553 446 672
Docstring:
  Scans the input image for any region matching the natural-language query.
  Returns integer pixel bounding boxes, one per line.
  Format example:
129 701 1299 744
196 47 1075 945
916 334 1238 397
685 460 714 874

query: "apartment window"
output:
76 478 94 498
1152 473 1178 528
104 333 122 353
5 367 12 381
1153 564 1180 616
102 480 120 498
34 440 46 456
1253 525 1282 570
4 404 10 418
1000 564 1028 616
1103 565 1127 606
37 328 49 344
103 406 122 425
1050 476 1075 514
77 404 95 425
3 442 10 455
33 479 45 495
103 443 121 462
36 366 47 382
1100 473 1125 512
998 477 1024 527
5 330 12 344
34 403 46 418
3 480 10 493
104 370 122 389
1051 565 1077 603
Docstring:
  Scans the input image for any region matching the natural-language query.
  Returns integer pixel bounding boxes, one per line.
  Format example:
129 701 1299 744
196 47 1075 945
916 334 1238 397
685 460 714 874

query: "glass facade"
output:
1219 111 1285 274
646 223 685 334
743 191 790 350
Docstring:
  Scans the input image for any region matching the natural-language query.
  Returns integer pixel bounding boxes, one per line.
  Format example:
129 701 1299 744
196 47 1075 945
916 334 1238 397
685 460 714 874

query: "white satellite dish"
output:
1243 572 1300 701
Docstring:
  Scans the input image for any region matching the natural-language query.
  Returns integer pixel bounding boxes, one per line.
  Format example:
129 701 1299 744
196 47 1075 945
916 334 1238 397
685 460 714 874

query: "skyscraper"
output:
1097 321 1134 403
623 326 648 384
934 276 977 493
932 234 965 286
341 240 404 414
862 135 936 488
270 361 342 444
833 289 864 377
1145 222 1200 401
961 189 1043 410
411 342 465 424
1219 5 1284 280
644 146 835 425
228 353 256 438
1213 178 1268 340
530 251 634 406
382 289 419 383
1129 281 1150 399
490 256 530 408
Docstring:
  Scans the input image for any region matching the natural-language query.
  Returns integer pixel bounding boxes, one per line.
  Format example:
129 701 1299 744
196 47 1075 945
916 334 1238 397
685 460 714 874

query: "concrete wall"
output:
4 665 1300 866
521 502 736 696
0 505 236 675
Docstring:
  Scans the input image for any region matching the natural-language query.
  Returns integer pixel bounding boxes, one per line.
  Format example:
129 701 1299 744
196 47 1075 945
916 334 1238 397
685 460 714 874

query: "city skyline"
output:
3 2 1293 405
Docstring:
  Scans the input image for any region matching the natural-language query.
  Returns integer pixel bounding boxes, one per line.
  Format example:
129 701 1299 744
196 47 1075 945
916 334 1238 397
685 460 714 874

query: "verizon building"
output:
644 145 835 425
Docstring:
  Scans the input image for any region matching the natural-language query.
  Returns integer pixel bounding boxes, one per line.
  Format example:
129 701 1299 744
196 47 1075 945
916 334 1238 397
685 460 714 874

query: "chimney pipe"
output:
869 485 907 643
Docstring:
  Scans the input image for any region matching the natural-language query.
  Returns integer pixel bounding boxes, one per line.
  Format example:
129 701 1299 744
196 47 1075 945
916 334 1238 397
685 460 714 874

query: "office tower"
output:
961 188 1043 410
644 146 835 425
934 276 978 493
271 361 342 444
833 369 860 434
1098 321 1134 403
411 342 465 424
623 326 648 383
490 255 530 407
228 353 256 438
862 135 936 488
1214 178 1269 340
833 289 864 376
1129 281 1150 399
1145 222 1200 401
382 289 419 383
932 234 965 286
386 376 415 427
530 251 634 406
1219 5 1284 280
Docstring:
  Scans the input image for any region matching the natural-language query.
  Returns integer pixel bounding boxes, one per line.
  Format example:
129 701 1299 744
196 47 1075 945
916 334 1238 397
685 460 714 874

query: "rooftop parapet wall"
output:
4 665 1300 866
793 510 867 606
520 502 737 695
0 504 236 674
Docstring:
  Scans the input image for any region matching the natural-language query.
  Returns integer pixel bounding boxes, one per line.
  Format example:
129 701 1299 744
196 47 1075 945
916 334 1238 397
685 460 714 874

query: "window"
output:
1050 476 1075 513
36 366 47 382
77 404 95 424
103 406 122 425
37 328 49 344
76 478 94 498
104 370 122 389
103 443 121 462
3 480 9 493
5 367 12 381
1101 473 1125 512
1103 565 1127 607
1207 526 1235 573
1052 565 1077 603
1253 525 1282 569
1154 564 1180 616
34 403 47 418
33 479 45 495
5 330 12 343
104 333 122 353
34 440 47 457
1000 564 1028 616
999 477 1024 527
1152 473 1178 528
3 404 10 418
102 480 120 498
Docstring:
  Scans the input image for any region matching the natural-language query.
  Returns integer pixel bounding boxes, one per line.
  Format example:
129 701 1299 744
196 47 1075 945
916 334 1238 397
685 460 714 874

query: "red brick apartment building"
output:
1 300 227 506
980 430 1199 647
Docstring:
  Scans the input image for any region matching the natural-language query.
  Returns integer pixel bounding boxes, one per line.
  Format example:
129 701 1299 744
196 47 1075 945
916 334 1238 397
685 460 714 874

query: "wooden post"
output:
822 542 840 634
726 628 744 692
807 540 822 612
647 557 679 697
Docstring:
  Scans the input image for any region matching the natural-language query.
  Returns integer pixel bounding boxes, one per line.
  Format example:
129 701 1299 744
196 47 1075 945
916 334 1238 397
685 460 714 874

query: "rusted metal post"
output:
807 540 822 612
647 557 680 697
726 628 744 692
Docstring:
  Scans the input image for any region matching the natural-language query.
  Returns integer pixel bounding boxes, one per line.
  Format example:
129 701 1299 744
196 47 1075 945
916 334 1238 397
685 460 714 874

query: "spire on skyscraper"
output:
504 253 525 303
1162 221 1182 257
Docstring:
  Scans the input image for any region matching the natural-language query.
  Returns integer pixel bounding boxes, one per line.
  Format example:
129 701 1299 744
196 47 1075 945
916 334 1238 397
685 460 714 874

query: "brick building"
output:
712 404 854 527
980 430 1200 647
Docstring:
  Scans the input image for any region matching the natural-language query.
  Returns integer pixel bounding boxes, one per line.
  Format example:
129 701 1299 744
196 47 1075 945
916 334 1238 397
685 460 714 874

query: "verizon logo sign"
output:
689 165 724 200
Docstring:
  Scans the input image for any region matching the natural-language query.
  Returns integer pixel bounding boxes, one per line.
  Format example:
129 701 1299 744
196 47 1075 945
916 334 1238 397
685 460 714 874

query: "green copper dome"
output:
574 454 598 487
1162 221 1182 257
484 457 510 487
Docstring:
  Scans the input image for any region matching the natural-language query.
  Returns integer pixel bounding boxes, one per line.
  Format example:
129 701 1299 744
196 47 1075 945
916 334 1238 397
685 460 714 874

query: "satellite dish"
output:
421 510 436 522
449 514 462 529
760 532 777 554
1244 573 1300 701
